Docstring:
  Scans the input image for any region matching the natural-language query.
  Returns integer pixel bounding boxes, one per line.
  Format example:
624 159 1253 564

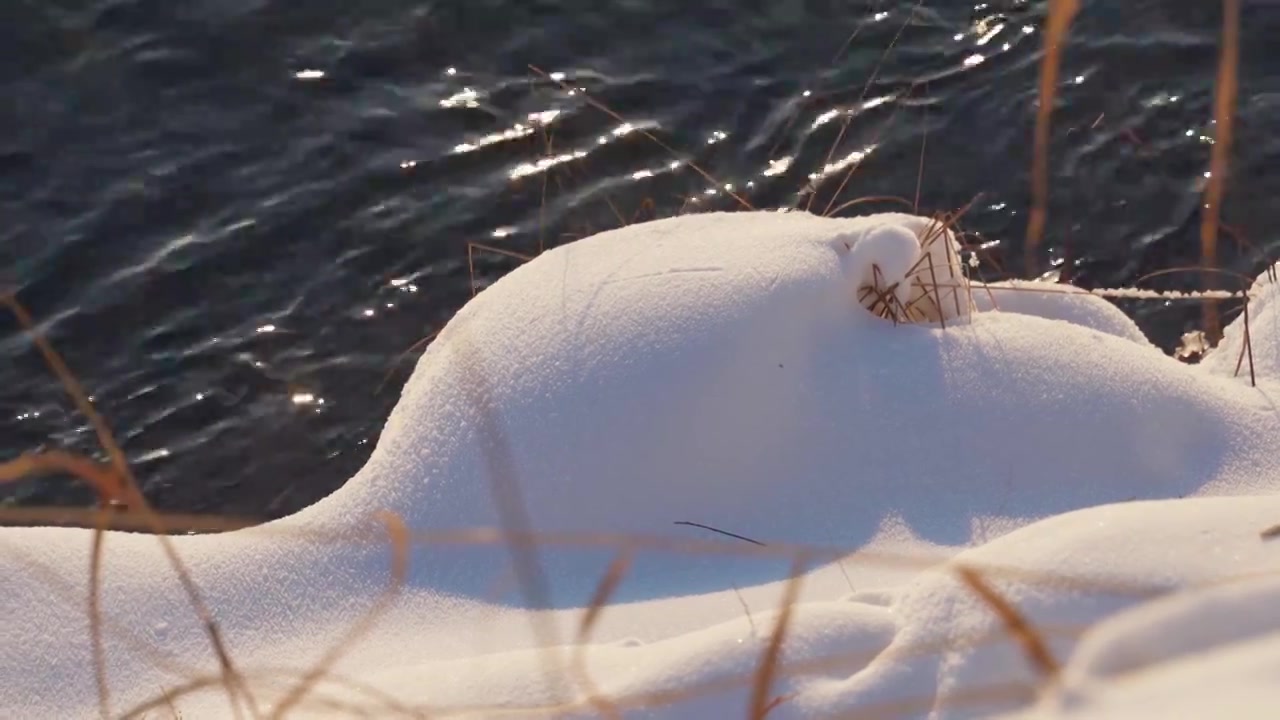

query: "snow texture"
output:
3 210 1280 718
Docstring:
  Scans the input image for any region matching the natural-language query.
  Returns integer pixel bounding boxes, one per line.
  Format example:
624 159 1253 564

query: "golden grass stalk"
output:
748 554 808 720
956 565 1060 682
1200 0 1242 343
268 511 409 718
91 503 116 719
571 551 631 720
1026 0 1080 277
0 450 126 502
0 293 260 718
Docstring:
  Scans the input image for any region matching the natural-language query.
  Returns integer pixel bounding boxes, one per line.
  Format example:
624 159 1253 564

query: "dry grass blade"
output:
1131 265 1257 290
935 207 977 318
915 83 929 213
599 192 630 229
530 124 654 235
571 551 632 720
576 552 632 644
375 328 442 396
0 294 260 718
896 198 982 322
766 0 883 160
956 565 1060 682
824 194 916 218
91 503 115 720
674 520 767 547
268 511 410 719
816 86 919 217
158 685 182 718
415 620 1108 719
733 584 758 636
748 554 808 720
121 667 422 720
812 0 921 216
1234 297 1256 386
0 295 136 497
925 251 947 330
1026 0 1080 277
529 64 754 211
538 123 552 254
835 560 855 594
1200 0 1241 342
761 692 794 718
452 326 566 693
829 681 1036 720
0 451 126 503
859 265 910 324
832 0 883 64
468 243 534 297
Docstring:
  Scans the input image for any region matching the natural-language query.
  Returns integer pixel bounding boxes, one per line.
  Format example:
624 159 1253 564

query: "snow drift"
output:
2 210 1279 718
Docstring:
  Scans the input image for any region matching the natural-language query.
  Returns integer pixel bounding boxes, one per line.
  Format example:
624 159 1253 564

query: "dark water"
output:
2 0 1279 519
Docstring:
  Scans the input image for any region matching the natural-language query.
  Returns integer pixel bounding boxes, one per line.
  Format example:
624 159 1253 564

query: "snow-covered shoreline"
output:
4 210 1279 718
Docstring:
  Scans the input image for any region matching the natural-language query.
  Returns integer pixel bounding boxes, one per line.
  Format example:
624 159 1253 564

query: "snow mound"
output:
3 210 1280 718
295 210 1280 600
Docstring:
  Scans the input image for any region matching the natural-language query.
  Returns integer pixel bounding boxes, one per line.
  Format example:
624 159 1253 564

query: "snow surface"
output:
3 210 1280 718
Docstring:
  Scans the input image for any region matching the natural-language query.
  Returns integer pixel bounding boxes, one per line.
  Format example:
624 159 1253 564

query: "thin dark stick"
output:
915 83 929 213
674 521 767 546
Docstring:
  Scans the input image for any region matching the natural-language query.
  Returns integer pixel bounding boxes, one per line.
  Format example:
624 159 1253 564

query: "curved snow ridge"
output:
1006 576 1280 720
347 600 897 719
1020 634 1280 720
807 495 1280 719
1065 574 1280 687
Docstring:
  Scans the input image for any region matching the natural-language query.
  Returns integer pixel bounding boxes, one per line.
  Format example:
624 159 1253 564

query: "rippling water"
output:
2 0 1278 518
